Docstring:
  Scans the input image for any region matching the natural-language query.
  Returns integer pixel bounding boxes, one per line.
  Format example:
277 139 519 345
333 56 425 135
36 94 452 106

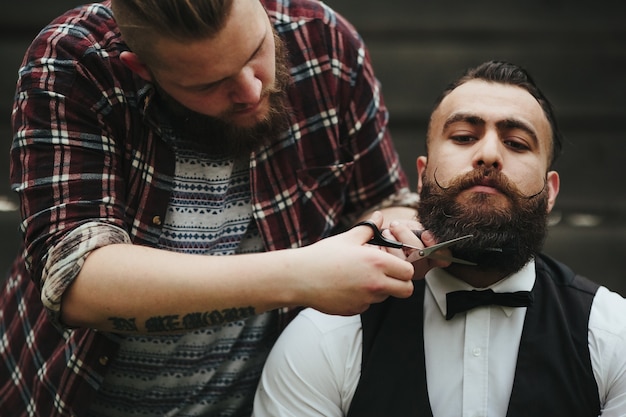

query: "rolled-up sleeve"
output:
41 221 131 327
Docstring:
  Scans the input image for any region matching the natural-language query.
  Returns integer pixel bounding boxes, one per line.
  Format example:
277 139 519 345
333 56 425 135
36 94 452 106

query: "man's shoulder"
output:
297 308 362 335
590 286 626 336
535 253 626 334
19 2 133 95
42 2 116 34
264 0 356 35
264 0 332 20
536 253 599 294
29 2 122 59
272 309 361 368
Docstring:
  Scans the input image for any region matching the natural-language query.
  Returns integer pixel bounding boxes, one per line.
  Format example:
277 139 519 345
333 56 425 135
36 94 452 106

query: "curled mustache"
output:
432 167 546 200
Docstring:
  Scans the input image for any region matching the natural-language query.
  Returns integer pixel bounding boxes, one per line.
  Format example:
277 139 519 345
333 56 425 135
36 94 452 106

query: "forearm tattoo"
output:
108 306 256 333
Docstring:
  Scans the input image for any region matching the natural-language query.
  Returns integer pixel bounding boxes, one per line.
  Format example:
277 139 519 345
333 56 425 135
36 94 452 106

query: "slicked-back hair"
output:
429 61 563 169
111 0 234 67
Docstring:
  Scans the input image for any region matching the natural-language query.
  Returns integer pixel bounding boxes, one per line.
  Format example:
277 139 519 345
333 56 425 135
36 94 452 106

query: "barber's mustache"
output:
431 167 546 200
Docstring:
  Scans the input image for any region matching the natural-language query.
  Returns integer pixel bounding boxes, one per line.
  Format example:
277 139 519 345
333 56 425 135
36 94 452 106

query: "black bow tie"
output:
445 289 533 320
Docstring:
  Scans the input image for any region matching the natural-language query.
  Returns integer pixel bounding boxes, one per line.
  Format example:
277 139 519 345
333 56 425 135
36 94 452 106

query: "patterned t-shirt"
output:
88 151 275 416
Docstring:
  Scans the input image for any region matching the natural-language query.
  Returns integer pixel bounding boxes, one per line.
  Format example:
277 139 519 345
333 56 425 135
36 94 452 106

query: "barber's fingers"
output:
388 221 425 249
348 211 385 245
410 230 452 267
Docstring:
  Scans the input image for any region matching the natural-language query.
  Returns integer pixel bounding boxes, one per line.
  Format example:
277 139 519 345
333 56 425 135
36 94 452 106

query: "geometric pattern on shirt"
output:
89 148 273 417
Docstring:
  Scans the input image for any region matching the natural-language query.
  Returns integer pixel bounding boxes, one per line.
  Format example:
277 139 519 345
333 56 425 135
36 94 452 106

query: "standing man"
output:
254 61 626 417
0 1 420 415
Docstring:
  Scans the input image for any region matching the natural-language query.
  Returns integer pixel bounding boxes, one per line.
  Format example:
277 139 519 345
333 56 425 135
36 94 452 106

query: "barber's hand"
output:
295 211 414 316
385 221 452 280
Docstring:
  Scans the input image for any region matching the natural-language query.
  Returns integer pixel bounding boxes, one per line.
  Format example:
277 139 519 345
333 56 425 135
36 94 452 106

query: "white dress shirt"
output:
253 259 626 417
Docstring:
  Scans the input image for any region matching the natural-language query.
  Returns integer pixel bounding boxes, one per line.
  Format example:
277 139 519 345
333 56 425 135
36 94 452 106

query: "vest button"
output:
152 215 162 225
99 356 109 366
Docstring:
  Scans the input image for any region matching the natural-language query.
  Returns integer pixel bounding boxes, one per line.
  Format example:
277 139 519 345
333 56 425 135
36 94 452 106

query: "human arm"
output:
589 287 626 416
253 308 362 417
61 211 414 333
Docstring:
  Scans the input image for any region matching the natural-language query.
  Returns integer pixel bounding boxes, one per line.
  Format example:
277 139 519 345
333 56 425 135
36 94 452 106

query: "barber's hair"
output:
111 0 234 67
430 60 563 168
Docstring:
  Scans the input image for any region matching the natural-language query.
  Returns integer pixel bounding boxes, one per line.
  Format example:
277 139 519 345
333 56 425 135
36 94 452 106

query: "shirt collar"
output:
425 258 536 319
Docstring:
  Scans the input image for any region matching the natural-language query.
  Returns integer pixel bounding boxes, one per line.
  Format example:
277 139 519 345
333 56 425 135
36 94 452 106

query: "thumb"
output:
365 210 384 228
418 230 438 246
350 211 384 244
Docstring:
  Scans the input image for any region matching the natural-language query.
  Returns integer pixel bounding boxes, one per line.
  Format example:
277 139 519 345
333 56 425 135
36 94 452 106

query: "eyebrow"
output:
184 27 269 91
443 113 484 130
496 118 539 147
443 112 539 147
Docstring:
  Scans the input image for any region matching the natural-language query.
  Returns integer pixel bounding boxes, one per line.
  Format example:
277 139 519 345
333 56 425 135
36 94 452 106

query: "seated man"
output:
253 61 626 417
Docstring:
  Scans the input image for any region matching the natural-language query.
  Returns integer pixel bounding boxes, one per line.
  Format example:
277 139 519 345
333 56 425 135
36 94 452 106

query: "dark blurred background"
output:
1 1 625 295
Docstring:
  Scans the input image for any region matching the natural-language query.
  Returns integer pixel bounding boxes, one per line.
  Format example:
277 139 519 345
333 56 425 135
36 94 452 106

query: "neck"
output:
444 264 510 288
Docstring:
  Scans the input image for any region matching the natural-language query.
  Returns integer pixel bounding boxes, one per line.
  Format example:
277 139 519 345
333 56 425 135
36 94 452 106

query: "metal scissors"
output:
354 220 477 265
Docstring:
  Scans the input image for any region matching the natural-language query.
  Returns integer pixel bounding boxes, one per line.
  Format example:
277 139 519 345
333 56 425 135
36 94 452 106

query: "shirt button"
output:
99 356 109 366
152 215 162 225
472 347 481 357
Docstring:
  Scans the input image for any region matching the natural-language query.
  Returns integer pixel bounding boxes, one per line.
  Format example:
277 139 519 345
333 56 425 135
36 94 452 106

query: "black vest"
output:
347 254 601 417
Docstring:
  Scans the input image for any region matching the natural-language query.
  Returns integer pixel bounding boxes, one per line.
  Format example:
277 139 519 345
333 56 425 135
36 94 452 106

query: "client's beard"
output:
417 167 549 275
156 32 292 158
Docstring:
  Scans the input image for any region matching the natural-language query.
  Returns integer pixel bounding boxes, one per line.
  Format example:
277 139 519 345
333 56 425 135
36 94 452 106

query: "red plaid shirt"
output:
1 1 414 415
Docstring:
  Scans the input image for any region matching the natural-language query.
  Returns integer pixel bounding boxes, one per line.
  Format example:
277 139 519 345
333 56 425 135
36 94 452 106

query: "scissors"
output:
354 220 477 266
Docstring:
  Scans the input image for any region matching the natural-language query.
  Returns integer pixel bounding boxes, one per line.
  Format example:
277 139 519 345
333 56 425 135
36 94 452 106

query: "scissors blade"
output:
356 221 475 265
418 234 473 257
405 234 476 265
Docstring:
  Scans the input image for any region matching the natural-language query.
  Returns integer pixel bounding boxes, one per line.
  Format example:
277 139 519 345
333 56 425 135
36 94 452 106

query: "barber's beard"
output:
417 167 549 275
158 33 292 158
